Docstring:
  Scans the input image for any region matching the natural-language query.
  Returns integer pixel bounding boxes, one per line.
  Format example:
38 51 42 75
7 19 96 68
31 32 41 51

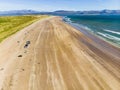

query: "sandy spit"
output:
0 16 120 90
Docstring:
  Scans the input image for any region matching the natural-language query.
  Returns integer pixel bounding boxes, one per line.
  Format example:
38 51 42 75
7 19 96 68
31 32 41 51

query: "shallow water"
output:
64 15 120 47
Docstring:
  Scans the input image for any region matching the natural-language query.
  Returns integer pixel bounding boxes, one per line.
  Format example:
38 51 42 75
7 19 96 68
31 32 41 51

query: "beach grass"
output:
0 15 49 42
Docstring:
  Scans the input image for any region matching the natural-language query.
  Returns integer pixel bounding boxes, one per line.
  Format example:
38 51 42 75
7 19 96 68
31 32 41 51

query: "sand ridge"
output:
0 16 120 90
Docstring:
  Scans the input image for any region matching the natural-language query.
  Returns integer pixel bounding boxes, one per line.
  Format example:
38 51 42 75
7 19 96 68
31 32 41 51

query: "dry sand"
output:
0 16 120 90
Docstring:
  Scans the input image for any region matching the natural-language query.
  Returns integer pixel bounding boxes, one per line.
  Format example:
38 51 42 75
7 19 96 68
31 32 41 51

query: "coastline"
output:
62 18 120 58
0 16 120 90
69 21 120 48
63 16 120 48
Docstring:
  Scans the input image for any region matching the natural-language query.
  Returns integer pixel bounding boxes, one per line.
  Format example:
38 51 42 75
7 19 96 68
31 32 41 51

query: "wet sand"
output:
0 16 120 90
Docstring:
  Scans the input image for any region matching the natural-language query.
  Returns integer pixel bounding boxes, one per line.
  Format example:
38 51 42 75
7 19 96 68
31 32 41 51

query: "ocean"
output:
63 15 120 47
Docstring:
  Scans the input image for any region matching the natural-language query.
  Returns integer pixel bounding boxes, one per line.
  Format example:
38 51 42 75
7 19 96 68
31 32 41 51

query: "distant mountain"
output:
0 10 40 15
52 10 120 15
0 9 120 16
100 10 120 14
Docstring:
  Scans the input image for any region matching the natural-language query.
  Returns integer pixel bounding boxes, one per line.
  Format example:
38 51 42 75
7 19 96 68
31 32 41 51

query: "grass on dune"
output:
0 15 49 42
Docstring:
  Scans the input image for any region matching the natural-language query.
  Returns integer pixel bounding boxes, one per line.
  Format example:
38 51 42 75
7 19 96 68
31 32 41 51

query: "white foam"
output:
83 26 92 31
97 32 120 41
103 29 120 35
73 22 93 32
63 16 72 23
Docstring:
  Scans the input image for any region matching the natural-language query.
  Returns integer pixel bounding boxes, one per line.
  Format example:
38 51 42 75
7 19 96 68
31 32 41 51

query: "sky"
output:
0 0 120 11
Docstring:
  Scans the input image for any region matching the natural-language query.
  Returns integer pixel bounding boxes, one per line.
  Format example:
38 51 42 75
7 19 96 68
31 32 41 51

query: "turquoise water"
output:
65 15 120 47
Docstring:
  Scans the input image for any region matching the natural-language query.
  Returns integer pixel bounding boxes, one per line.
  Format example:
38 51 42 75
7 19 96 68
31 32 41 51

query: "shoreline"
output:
67 21 120 57
70 22 120 48
0 16 120 90
62 18 120 58
63 16 120 49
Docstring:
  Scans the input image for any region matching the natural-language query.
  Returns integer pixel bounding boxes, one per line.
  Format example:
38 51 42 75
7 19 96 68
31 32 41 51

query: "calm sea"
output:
64 15 120 47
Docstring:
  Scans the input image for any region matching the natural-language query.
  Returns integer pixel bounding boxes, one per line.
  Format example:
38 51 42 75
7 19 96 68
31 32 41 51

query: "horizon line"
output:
0 9 120 12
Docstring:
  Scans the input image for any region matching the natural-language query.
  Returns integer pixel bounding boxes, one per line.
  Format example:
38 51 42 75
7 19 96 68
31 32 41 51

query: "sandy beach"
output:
0 16 120 90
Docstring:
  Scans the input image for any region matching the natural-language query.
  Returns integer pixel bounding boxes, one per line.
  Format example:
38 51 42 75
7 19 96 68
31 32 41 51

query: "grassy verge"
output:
0 15 49 42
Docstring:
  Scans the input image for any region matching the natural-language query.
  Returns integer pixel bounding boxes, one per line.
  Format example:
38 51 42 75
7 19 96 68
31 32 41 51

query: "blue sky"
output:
0 0 119 11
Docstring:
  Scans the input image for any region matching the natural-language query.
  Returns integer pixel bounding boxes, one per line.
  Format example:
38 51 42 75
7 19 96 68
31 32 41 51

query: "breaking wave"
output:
103 29 120 35
97 32 120 41
63 16 72 23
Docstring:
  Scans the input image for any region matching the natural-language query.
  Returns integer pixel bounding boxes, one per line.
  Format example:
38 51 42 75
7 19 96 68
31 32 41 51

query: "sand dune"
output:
0 16 120 90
